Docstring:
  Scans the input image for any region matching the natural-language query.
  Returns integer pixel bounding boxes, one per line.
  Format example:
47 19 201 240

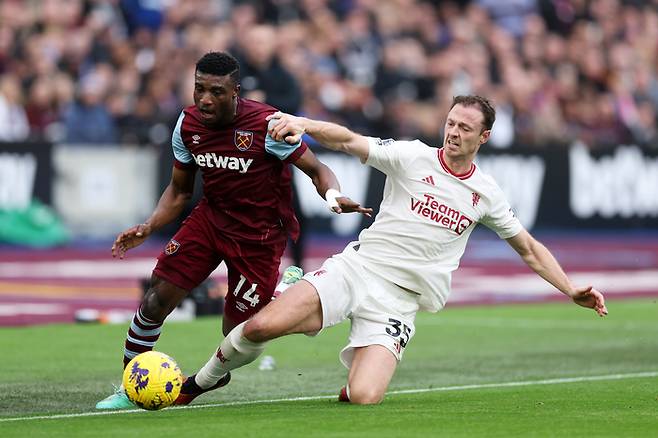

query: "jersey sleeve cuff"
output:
284 141 308 163
173 158 196 169
497 222 524 240
364 137 384 165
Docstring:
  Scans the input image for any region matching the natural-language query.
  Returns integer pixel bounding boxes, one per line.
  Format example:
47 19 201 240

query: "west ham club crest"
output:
234 130 253 151
165 239 180 255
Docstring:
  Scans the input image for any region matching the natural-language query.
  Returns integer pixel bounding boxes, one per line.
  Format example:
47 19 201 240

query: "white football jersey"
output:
341 137 523 312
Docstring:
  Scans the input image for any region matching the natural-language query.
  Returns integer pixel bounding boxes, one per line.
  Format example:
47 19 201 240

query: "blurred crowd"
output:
1 0 657 150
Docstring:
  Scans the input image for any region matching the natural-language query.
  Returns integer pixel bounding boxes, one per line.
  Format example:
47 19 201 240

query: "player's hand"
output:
335 196 373 217
266 112 305 145
570 285 608 317
111 223 151 259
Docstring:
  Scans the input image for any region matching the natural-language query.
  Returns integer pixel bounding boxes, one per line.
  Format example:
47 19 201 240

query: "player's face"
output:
442 104 490 159
193 72 240 127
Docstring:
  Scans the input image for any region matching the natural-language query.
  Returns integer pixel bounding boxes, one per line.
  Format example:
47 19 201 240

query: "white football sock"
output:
195 321 267 389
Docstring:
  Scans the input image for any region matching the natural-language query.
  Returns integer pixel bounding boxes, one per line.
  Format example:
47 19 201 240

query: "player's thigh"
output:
339 276 418 369
153 215 224 293
245 253 358 341
223 238 286 332
244 279 323 342
302 257 359 330
338 314 414 404
347 345 398 404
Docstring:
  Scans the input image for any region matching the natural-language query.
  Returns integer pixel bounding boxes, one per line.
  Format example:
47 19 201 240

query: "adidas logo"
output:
422 175 435 185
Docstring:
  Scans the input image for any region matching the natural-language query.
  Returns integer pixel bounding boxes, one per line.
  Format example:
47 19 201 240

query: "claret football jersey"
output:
171 98 307 242
349 137 523 312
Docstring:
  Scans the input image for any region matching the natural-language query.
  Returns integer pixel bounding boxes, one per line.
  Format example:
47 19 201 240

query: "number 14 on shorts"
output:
386 318 411 350
233 274 260 307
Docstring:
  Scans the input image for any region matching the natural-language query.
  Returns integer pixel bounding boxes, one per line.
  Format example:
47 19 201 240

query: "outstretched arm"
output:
506 229 608 316
267 112 370 162
293 148 372 216
112 166 196 258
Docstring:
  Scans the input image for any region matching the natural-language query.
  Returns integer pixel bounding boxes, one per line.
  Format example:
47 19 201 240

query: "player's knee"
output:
140 292 167 322
347 385 385 405
141 289 173 322
243 315 275 343
141 277 187 322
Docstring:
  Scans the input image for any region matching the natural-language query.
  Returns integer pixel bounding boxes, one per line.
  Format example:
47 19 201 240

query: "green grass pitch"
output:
1 298 657 437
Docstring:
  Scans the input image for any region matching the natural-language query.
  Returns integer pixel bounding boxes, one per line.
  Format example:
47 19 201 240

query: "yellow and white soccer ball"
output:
122 351 184 410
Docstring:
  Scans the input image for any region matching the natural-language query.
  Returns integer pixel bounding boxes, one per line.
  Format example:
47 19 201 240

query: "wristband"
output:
325 188 344 212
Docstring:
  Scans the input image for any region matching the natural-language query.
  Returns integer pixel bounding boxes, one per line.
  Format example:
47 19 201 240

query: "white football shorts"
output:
303 245 420 368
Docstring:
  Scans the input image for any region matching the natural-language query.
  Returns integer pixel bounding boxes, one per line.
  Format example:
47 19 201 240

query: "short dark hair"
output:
196 52 240 84
450 95 496 132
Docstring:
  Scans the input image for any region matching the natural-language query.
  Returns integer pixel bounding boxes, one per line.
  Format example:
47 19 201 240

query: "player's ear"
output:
479 129 491 145
234 83 241 96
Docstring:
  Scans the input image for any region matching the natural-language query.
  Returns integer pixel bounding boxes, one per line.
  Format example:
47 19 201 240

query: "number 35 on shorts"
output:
386 318 412 350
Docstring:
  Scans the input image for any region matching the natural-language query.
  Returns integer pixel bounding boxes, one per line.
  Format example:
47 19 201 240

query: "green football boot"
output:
273 265 304 298
95 384 135 410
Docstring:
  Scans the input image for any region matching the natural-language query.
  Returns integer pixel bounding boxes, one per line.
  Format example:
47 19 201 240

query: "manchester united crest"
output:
472 192 481 207
164 239 180 255
234 130 253 151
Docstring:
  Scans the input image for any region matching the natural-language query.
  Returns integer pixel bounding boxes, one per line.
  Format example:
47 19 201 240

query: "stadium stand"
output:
0 0 656 150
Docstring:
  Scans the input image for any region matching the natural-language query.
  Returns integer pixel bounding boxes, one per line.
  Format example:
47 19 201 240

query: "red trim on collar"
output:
438 148 476 180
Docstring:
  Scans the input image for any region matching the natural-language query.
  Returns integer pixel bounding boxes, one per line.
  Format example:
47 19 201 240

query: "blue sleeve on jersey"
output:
172 111 193 163
265 134 302 160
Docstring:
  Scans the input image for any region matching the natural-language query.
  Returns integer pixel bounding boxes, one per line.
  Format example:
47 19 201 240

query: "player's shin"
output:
195 321 267 389
123 306 163 368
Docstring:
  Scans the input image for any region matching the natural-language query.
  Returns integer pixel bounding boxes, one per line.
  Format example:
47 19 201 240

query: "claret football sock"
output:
123 307 162 368
195 321 267 388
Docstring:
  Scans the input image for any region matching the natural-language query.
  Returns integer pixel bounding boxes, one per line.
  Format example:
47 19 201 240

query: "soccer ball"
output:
122 351 184 410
